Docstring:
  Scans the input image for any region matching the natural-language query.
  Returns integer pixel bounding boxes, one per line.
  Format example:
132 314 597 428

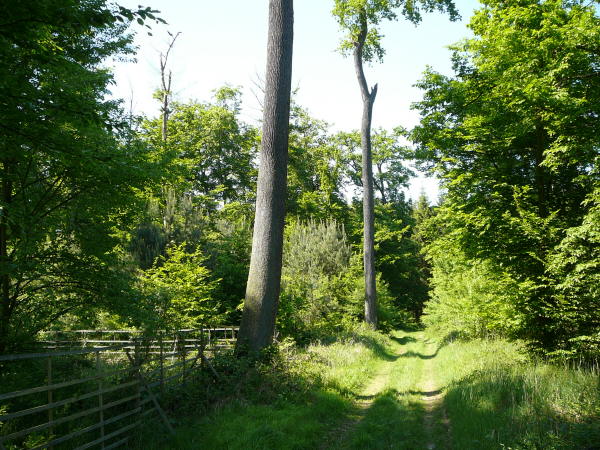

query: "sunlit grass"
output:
135 329 599 449
432 337 600 449
341 391 426 449
137 325 398 449
339 331 429 449
297 325 398 396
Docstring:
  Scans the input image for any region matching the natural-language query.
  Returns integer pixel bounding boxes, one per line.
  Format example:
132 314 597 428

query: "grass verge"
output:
432 337 600 449
135 328 599 449
136 324 398 449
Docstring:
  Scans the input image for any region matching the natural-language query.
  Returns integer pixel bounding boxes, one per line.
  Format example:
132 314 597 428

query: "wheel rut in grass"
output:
320 344 403 449
422 341 451 450
321 333 452 449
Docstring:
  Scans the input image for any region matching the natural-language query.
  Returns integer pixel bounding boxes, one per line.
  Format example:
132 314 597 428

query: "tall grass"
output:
295 325 398 396
135 329 599 449
433 337 600 449
138 324 398 449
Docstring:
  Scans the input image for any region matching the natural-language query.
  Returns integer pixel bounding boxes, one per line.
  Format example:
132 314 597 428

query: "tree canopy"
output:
412 0 600 358
0 0 597 364
0 0 163 350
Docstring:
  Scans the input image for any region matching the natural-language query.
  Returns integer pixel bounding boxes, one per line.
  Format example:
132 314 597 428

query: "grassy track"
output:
335 331 429 449
139 329 599 449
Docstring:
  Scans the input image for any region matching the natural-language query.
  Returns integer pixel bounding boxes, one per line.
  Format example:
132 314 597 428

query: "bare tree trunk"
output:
159 32 180 143
354 11 378 328
237 0 294 353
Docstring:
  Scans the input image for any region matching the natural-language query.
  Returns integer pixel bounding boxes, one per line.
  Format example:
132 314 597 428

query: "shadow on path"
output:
389 335 417 346
399 337 451 360
400 350 438 360
334 390 448 449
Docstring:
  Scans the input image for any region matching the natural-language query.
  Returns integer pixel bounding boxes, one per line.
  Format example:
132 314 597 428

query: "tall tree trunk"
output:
354 11 378 328
237 0 294 353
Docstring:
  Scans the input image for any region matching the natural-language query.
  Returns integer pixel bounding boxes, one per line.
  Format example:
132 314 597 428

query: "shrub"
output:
278 219 355 341
140 243 221 329
423 241 524 340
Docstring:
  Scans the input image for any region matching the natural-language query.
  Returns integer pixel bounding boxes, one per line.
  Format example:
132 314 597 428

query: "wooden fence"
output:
0 327 239 449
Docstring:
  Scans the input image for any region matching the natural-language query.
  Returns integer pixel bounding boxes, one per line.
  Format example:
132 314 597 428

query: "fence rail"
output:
0 327 239 449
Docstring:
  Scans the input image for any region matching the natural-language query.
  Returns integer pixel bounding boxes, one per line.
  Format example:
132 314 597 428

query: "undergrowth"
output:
134 327 600 449
136 323 395 449
433 337 600 449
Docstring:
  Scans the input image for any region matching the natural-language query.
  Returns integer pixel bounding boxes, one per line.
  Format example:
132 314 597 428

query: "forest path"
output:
320 337 406 449
160 330 454 450
327 331 449 449
422 339 451 450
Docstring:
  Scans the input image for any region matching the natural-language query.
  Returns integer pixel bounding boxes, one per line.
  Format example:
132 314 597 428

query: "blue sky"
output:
111 0 482 201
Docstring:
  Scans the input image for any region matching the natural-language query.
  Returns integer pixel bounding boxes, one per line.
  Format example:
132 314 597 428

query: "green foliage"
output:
140 243 220 330
349 270 414 332
128 199 253 328
423 226 525 340
129 222 168 270
335 128 413 204
546 188 600 361
332 0 459 62
277 219 415 340
411 0 600 359
286 104 350 223
373 202 425 319
334 128 427 321
204 218 253 323
0 0 163 350
128 88 260 329
141 89 259 210
278 219 355 340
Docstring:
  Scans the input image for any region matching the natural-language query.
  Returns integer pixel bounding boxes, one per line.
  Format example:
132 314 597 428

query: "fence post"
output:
47 356 54 447
170 331 177 362
134 340 141 416
159 331 164 396
180 332 186 385
200 329 205 371
125 349 174 434
96 350 105 449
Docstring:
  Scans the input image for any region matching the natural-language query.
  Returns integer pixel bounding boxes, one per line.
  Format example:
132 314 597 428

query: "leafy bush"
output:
347 266 415 332
204 217 253 324
423 237 525 340
546 189 600 363
277 219 412 341
140 243 221 329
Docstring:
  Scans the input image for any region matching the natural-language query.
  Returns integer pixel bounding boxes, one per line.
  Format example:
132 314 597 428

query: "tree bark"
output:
159 32 180 143
237 0 294 353
354 11 378 328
